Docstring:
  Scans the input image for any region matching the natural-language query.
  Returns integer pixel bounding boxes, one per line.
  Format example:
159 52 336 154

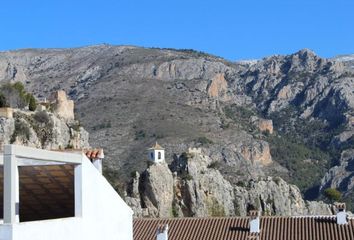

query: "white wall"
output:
148 150 165 163
1 156 133 240
156 150 165 163
0 225 12 240
11 218 82 240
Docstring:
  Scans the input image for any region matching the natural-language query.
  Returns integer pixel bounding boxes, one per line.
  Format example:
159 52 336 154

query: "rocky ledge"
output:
126 150 331 218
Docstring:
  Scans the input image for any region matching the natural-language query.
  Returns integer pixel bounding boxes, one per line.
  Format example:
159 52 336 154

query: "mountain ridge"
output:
1 45 353 215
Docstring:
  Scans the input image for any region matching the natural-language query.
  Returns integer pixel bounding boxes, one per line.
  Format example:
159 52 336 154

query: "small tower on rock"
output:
147 142 165 164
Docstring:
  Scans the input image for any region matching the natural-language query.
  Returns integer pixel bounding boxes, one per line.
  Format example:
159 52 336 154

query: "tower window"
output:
150 152 154 159
158 152 161 159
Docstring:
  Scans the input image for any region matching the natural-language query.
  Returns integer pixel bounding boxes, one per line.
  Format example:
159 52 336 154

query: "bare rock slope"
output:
126 151 331 217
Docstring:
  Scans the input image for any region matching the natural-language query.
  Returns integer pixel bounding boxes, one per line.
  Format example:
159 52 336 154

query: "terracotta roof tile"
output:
84 149 104 160
133 216 354 240
148 142 164 150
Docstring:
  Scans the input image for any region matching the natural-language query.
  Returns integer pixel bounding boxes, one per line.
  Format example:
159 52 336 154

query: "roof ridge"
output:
134 215 354 221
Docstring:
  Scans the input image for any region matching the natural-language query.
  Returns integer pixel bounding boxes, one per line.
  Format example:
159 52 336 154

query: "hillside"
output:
0 45 353 213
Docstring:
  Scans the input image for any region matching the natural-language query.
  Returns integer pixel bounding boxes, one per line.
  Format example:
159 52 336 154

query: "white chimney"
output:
335 203 348 225
249 210 260 233
93 149 104 174
156 224 168 240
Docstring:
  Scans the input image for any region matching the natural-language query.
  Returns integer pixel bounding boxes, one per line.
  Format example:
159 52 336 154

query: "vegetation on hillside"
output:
324 188 341 202
222 102 348 202
266 133 329 192
0 82 37 111
267 105 351 200
223 104 257 132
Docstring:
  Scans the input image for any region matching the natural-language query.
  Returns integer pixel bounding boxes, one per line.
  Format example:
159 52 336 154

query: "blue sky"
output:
0 0 353 60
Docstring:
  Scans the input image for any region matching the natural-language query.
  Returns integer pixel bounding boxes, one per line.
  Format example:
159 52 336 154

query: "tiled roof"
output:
133 216 354 240
148 142 164 150
52 148 104 159
84 149 104 159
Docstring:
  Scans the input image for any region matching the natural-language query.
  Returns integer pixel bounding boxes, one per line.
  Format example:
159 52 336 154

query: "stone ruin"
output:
0 107 13 119
39 90 75 121
187 147 202 156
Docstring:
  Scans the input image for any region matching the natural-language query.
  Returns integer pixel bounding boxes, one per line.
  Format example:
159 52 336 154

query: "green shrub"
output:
207 198 226 217
34 111 50 123
181 173 193 181
195 136 213 145
236 181 246 187
130 171 138 178
0 93 7 107
11 120 31 143
207 161 220 169
324 188 341 202
70 121 81 131
92 121 112 131
171 205 179 217
134 130 146 140
28 94 37 111
0 82 37 110
66 143 74 149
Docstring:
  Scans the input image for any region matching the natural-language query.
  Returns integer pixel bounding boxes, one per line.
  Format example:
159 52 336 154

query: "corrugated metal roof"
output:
134 216 354 240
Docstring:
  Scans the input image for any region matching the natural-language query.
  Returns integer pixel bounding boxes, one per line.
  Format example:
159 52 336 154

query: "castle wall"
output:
50 90 75 121
0 108 13 119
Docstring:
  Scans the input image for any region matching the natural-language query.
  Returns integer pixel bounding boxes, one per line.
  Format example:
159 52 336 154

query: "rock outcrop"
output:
257 118 274 134
207 73 228 99
127 151 331 217
320 149 354 196
139 163 174 217
0 109 89 150
234 177 331 216
240 141 272 166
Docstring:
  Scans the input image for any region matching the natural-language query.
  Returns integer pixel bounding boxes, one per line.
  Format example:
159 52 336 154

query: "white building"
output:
147 143 165 164
0 145 133 240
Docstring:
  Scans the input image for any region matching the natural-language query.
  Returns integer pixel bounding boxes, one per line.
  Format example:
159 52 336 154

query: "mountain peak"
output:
294 48 317 59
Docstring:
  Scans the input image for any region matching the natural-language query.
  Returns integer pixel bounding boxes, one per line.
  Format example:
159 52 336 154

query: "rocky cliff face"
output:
320 149 354 196
0 45 353 215
126 151 331 217
0 109 89 150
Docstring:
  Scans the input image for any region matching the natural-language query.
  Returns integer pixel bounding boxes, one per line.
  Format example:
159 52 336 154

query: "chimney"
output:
92 149 104 174
249 210 260 233
156 224 168 240
85 149 104 174
335 203 348 225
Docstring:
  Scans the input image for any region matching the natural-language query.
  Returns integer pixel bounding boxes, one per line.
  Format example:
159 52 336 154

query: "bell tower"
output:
147 142 165 163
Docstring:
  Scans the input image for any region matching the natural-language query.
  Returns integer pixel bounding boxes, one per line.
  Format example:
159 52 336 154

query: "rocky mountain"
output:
0 45 353 214
320 149 354 200
333 54 354 69
126 150 331 218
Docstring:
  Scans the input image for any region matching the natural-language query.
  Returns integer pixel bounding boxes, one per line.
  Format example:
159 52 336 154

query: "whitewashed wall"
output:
0 156 133 240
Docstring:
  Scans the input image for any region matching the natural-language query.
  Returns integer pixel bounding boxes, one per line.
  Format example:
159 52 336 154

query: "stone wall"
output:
0 107 13 119
50 90 75 121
